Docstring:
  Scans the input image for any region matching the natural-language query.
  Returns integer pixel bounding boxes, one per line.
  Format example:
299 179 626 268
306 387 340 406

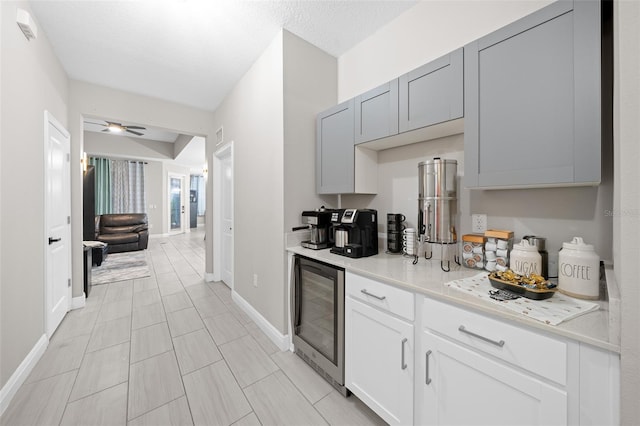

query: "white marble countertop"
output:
287 246 621 353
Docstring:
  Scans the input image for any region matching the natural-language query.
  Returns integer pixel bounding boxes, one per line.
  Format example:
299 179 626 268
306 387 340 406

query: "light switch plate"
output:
472 214 487 233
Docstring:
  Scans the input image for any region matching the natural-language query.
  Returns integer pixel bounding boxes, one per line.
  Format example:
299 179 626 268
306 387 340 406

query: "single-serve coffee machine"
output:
330 209 378 258
300 209 334 250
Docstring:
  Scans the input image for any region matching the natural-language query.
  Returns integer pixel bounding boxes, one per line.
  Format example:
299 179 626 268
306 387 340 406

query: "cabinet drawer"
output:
347 272 414 321
423 298 566 385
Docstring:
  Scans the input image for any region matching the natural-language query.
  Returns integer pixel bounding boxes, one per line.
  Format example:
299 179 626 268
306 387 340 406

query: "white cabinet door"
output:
345 297 413 425
419 330 567 426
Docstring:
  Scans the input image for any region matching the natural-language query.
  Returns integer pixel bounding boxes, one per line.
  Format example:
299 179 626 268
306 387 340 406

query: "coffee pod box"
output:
558 237 600 300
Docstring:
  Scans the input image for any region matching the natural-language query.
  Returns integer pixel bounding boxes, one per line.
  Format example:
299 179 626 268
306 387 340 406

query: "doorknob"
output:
48 237 61 245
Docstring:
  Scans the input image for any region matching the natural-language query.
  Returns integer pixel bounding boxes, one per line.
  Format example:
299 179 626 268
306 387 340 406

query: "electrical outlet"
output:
472 214 487 233
253 273 258 288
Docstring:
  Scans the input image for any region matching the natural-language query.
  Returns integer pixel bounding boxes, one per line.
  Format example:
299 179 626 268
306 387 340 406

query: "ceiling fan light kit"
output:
92 120 146 136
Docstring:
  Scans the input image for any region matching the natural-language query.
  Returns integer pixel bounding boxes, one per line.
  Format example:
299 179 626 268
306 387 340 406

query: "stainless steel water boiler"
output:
418 158 458 244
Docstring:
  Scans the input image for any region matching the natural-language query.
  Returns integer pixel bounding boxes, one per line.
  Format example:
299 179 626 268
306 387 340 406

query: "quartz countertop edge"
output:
287 246 620 354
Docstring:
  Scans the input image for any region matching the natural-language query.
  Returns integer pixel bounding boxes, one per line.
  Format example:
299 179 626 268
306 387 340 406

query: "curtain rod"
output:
89 156 148 164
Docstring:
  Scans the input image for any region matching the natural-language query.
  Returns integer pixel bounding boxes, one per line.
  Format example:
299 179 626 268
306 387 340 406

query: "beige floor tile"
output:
185 283 213 300
244 370 328 426
271 350 334 404
156 271 180 285
103 280 135 303
159 279 185 297
180 273 204 287
219 335 278 388
128 351 185 420
231 412 262 426
192 294 228 318
132 301 167 330
131 322 173 363
167 307 205 337
97 298 133 323
0 370 76 426
87 282 108 301
133 276 158 293
227 302 253 325
203 312 248 345
183 361 252 426
70 342 130 401
245 322 280 355
314 391 388 426
61 382 128 426
52 308 99 342
173 328 222 375
26 333 90 384
128 396 193 426
153 261 175 275
133 288 162 308
87 315 132 352
162 291 193 313
209 282 233 303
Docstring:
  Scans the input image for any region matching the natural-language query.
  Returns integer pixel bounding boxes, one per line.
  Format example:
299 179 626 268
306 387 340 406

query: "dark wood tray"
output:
488 273 557 300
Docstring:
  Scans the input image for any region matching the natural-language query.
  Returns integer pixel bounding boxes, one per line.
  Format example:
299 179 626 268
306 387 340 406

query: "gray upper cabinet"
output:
399 48 464 133
464 0 602 188
354 79 399 144
317 99 355 194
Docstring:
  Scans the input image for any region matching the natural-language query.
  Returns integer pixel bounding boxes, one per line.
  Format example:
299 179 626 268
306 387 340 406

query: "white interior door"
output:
169 174 186 234
45 111 71 337
213 142 234 289
221 152 233 288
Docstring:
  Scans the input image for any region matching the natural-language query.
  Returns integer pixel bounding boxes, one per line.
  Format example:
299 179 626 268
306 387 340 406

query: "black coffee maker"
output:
330 209 378 258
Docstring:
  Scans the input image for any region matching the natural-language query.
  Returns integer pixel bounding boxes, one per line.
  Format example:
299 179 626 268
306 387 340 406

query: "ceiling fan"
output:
92 120 146 136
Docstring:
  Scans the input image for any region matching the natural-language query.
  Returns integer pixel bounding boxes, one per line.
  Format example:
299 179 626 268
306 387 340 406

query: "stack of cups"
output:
387 214 405 253
403 228 417 256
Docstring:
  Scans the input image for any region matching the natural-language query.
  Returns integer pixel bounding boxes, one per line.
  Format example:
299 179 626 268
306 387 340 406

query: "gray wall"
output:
613 1 640 423
208 30 336 333
0 0 69 388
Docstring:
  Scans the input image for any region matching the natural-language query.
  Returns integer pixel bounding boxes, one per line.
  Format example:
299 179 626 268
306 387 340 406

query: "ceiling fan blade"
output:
125 126 146 130
126 129 144 136
101 129 110 132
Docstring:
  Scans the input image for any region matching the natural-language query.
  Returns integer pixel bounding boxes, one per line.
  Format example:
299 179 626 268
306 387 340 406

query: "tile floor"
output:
1 230 387 426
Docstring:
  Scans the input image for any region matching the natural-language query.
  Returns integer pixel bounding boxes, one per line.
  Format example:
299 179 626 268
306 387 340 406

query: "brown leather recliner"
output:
96 213 149 253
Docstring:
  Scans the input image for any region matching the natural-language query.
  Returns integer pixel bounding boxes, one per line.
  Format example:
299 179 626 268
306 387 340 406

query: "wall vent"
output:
216 126 223 145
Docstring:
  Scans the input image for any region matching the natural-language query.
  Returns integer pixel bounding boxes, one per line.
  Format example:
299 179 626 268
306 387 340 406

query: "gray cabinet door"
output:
399 48 463 133
354 79 399 144
317 99 355 194
464 0 601 188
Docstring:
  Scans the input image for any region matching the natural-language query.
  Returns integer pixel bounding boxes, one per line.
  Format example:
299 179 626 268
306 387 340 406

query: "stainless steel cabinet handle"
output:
401 338 408 370
425 350 432 385
361 289 386 300
458 325 505 347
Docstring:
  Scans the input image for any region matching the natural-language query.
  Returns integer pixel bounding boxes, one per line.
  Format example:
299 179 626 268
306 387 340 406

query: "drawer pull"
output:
401 338 408 370
458 325 505 347
361 289 386 301
425 350 432 385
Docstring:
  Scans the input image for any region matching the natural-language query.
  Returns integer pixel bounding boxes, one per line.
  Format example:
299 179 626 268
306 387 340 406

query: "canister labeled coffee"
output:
558 237 600 300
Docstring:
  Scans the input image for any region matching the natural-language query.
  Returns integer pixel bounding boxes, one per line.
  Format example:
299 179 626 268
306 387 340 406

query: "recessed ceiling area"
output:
83 118 205 173
30 1 418 112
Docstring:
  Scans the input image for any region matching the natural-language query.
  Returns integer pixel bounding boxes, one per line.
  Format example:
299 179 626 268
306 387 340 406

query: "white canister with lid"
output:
558 237 600 300
510 239 542 276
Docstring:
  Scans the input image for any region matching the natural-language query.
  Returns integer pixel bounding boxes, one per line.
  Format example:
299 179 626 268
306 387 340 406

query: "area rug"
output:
92 251 150 285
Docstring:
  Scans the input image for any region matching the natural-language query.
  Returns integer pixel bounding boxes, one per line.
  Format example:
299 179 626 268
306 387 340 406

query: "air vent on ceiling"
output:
216 126 223 145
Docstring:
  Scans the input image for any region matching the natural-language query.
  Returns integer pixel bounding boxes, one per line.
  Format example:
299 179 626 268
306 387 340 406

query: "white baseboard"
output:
149 233 170 239
0 334 48 417
204 272 216 283
231 291 289 351
71 294 86 310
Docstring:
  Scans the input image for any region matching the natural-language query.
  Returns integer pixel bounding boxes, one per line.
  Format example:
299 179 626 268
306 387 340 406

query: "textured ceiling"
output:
30 0 418 112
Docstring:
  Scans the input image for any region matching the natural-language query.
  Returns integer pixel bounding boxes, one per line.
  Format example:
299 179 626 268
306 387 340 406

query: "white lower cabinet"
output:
345 296 414 425
419 329 567 425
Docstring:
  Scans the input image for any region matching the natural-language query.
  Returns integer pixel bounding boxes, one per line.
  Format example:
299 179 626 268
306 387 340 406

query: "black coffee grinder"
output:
330 209 378 258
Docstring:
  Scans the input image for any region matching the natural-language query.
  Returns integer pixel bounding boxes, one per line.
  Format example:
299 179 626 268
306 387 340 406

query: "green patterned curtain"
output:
90 157 112 215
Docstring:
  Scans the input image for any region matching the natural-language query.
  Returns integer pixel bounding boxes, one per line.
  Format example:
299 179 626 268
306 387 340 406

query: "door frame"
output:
43 110 72 337
213 141 234 287
168 173 187 235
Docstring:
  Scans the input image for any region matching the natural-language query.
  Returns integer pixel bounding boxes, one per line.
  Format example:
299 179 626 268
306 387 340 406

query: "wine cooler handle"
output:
401 338 408 370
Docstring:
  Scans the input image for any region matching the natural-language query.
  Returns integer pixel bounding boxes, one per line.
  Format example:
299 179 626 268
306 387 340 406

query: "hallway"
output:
1 230 385 425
